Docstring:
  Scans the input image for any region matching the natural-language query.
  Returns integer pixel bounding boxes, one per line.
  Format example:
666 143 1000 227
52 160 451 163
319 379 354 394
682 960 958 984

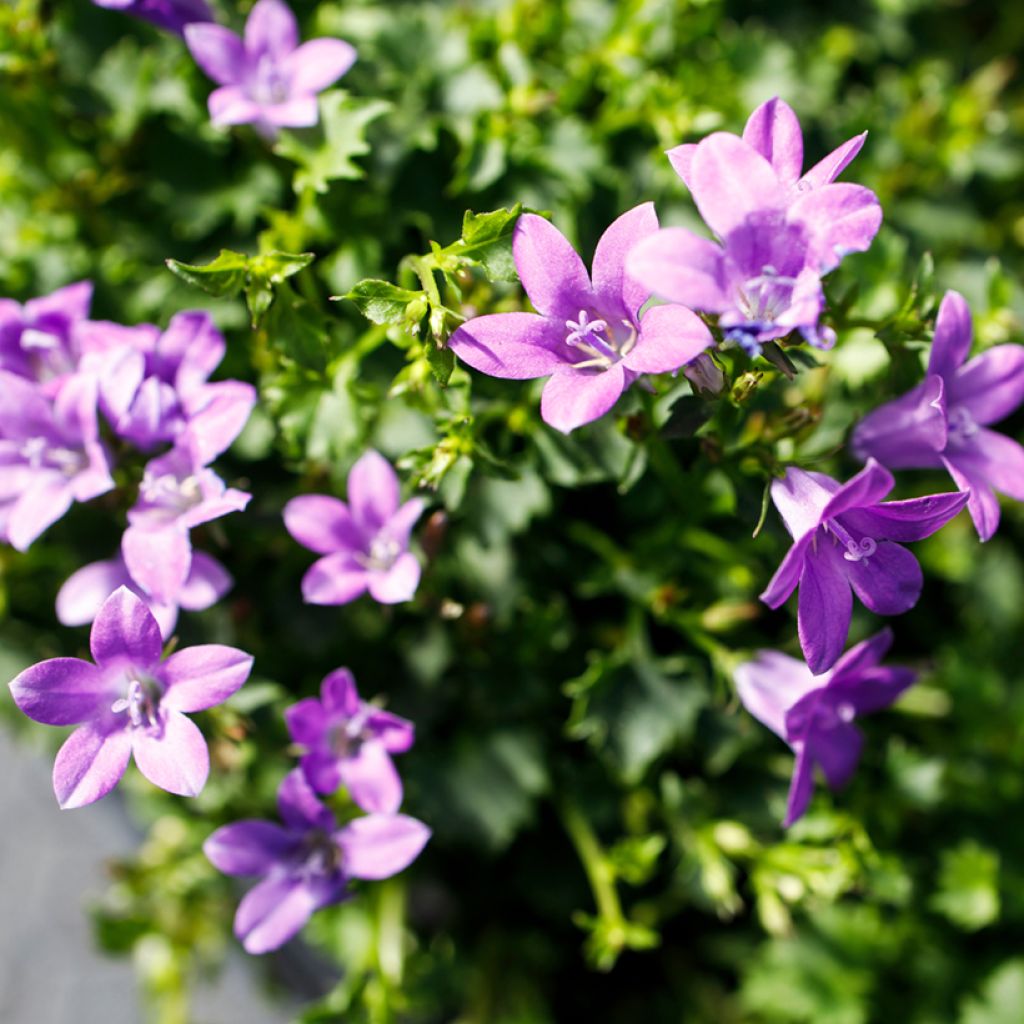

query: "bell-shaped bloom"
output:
760 459 968 674
204 769 430 954
667 96 867 202
284 450 425 606
0 281 95 393
285 668 414 812
736 629 916 826
8 587 253 808
0 371 114 551
851 290 1024 541
122 444 251 606
57 550 232 639
184 0 357 138
447 205 713 433
627 130 881 355
91 0 213 35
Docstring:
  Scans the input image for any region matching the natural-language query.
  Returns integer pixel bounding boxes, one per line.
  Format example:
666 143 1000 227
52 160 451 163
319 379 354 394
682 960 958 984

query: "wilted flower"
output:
8 587 253 808
184 0 356 138
447 204 713 433
285 668 414 811
204 769 430 954
852 290 1024 541
736 629 916 826
284 450 425 606
760 459 968 674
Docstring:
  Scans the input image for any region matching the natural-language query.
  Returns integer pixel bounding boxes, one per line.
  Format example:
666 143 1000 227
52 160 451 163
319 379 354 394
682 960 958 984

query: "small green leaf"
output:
251 250 315 283
165 249 249 297
345 279 423 326
425 342 455 386
930 840 1000 931
449 204 524 282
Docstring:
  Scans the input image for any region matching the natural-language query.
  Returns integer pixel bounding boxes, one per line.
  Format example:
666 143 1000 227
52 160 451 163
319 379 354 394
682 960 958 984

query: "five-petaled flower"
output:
760 459 968 675
284 450 425 606
184 0 357 138
852 289 1024 541
204 768 430 954
8 587 253 808
446 204 713 434
736 629 916 826
285 668 414 812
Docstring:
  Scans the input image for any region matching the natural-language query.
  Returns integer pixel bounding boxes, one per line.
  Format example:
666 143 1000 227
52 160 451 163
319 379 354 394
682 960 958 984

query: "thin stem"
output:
560 797 625 933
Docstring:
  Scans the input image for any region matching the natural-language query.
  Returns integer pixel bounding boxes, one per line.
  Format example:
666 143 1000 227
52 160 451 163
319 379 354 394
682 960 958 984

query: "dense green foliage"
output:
2 0 1024 1021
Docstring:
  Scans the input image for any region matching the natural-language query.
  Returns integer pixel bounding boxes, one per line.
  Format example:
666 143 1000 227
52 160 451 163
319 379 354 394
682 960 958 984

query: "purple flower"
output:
184 0 356 138
122 443 251 606
760 459 968 674
8 587 253 808
667 97 868 202
285 668 414 812
447 204 712 434
204 769 430 954
57 550 232 639
851 290 1024 541
284 450 425 606
627 128 881 355
0 281 94 393
92 0 213 35
736 629 916 826
0 370 114 551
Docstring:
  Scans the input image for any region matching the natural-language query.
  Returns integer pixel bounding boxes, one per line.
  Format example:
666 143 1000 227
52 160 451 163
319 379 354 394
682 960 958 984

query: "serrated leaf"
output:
449 204 524 282
425 342 455 386
165 249 249 297
345 279 423 325
251 250 315 283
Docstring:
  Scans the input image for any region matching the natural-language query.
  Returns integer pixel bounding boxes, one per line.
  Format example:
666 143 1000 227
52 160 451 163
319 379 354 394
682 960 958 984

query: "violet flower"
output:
57 550 232 639
8 587 253 808
760 459 968 674
204 769 430 954
0 370 114 551
91 0 213 35
851 290 1024 541
627 130 882 355
736 629 916 826
667 97 867 202
184 0 356 138
122 443 251 606
285 668 414 812
447 204 713 433
284 450 425 606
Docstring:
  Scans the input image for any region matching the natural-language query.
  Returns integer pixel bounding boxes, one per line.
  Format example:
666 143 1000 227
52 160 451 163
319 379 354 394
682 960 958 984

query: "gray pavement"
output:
0 725 293 1024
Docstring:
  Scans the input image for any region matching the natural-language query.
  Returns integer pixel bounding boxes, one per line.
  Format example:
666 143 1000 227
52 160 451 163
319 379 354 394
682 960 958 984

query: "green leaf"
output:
165 249 249 297
345 279 423 326
251 250 315 283
930 840 1000 930
425 342 455 386
265 284 334 371
448 204 523 282
960 959 1024 1024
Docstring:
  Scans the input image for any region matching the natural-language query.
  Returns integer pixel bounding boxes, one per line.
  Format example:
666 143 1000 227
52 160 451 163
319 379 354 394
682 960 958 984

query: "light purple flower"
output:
736 629 916 826
92 0 213 35
667 97 868 202
0 370 114 551
8 587 253 808
0 281 95 394
447 205 713 433
760 459 968 674
184 0 356 138
627 128 881 355
122 443 251 606
285 668 414 812
851 290 1024 541
57 550 232 639
284 450 425 606
204 768 430 954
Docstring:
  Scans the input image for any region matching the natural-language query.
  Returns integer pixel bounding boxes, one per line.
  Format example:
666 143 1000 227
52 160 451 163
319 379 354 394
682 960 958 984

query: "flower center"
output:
17 436 85 476
299 829 344 879
736 265 797 329
563 309 637 370
355 535 402 572
947 405 979 442
328 710 369 758
251 54 291 106
826 519 878 566
140 471 202 512
111 673 163 730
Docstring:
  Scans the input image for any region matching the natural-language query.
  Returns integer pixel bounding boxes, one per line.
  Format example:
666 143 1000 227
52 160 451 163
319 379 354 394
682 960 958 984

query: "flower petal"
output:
204 820 293 877
285 38 357 94
807 721 863 790
760 531 814 609
798 544 853 676
828 666 917 717
782 743 815 827
850 375 948 468
591 201 659 319
789 183 882 271
321 668 361 716
262 97 320 129
366 709 415 753
6 477 73 552
381 497 425 548
301 553 369 605
742 97 803 184
159 645 254 712
348 450 400 532
625 227 730 312
336 814 431 880
626 303 712 374
300 751 342 794
928 290 973 379
820 458 894 522
540 363 627 434
56 559 129 628
943 452 1000 542
844 540 923 616
800 132 867 189
208 85 262 127
285 698 329 749
178 551 233 610
184 380 257 463
184 24 248 86
512 214 592 320
284 494 363 555
121 524 193 606
839 489 968 543
338 742 403 814
950 345 1024 426
771 468 837 539
90 586 164 669
943 428 1024 540
235 874 335 955
666 143 697 189
277 767 334 831
448 312 569 380
367 552 421 604
244 0 298 59
9 658 108 726
735 649 820 740
132 710 210 797
830 627 893 677
53 719 132 809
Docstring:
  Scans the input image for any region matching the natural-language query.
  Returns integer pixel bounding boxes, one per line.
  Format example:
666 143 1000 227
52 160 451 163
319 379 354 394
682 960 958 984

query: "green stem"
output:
560 797 625 933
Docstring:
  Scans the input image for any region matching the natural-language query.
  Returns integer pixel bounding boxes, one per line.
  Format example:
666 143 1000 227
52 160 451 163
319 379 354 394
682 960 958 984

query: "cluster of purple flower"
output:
447 98 1024 825
93 0 356 139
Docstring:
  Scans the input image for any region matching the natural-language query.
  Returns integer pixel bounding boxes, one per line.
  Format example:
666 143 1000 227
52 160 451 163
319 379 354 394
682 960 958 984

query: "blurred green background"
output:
2 0 1024 1021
